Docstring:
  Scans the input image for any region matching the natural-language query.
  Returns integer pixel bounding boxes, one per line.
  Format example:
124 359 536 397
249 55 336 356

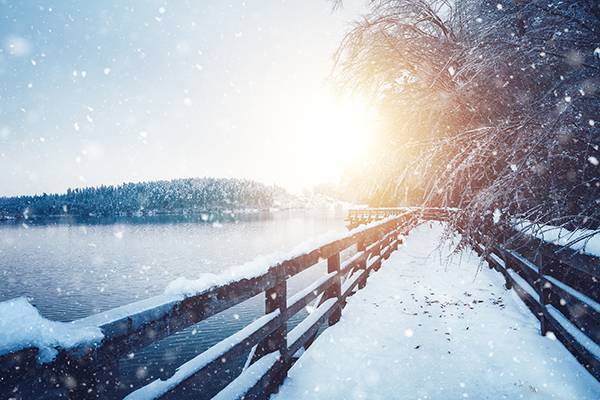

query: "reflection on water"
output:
0 208 349 398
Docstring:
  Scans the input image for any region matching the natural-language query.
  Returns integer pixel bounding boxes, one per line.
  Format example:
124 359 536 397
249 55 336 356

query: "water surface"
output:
0 209 349 398
0 209 346 320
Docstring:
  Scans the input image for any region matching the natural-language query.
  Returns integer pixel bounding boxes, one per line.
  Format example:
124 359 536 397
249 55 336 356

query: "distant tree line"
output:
0 178 276 220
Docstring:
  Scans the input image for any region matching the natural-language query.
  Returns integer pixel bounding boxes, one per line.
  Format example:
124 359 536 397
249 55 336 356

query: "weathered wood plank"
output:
505 269 544 320
341 270 365 299
508 232 600 279
544 307 600 380
339 251 366 276
287 273 336 317
545 276 600 345
238 352 284 400
124 311 282 400
287 299 338 357
501 249 542 293
325 253 342 325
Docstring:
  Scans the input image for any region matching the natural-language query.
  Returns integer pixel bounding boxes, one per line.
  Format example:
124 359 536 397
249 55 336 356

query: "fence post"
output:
537 254 549 335
251 267 288 373
66 357 98 400
325 252 342 325
357 240 367 289
391 225 399 252
373 235 383 272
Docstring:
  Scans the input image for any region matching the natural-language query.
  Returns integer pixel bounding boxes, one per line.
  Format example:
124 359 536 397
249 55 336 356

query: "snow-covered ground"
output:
273 222 600 400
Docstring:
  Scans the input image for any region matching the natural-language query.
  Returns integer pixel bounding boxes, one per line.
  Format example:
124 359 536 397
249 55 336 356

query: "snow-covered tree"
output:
0 178 276 220
334 0 600 242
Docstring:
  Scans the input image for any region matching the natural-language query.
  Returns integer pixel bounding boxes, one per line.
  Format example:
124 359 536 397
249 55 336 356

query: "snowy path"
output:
273 222 600 400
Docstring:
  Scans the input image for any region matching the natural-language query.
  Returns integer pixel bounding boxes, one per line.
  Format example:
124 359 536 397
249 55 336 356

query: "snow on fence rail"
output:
0 211 418 399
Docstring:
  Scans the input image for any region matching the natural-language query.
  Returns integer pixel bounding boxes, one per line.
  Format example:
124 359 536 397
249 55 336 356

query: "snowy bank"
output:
0 297 103 363
515 219 600 258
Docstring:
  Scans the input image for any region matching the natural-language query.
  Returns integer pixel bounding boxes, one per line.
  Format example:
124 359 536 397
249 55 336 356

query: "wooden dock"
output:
0 207 598 399
1 211 419 399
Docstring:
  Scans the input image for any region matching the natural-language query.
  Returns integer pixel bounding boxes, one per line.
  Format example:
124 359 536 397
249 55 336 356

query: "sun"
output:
309 94 373 161
253 84 378 193
289 90 377 188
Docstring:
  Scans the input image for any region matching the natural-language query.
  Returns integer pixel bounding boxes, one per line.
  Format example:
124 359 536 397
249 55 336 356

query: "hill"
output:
0 178 278 221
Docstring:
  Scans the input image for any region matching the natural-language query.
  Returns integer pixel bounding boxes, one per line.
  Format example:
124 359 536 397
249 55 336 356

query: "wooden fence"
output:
472 228 600 380
0 212 418 399
346 207 451 229
346 207 600 381
2 207 597 400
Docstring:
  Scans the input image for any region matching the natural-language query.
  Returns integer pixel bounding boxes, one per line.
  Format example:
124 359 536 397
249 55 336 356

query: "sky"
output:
0 0 374 197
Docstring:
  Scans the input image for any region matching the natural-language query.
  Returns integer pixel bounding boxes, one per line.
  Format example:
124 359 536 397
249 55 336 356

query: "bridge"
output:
0 208 598 399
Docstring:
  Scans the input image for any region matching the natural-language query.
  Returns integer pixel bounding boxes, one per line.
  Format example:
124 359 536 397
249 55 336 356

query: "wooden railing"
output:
349 207 599 380
470 227 600 380
2 207 597 400
0 211 419 399
346 207 451 228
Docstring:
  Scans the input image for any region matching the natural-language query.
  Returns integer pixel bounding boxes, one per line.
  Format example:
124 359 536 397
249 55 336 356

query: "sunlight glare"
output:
272 89 377 191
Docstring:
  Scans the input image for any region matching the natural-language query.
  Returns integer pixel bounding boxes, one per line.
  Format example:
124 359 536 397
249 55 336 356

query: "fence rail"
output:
346 207 451 228
0 212 418 399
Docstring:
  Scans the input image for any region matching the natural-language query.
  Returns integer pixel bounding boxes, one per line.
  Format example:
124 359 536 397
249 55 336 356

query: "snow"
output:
124 310 280 400
288 298 337 348
546 306 600 360
493 208 502 224
514 219 600 258
213 351 281 400
506 268 538 299
164 216 400 298
77 294 183 338
288 272 336 309
0 297 103 363
273 222 600 400
544 275 600 313
341 270 364 296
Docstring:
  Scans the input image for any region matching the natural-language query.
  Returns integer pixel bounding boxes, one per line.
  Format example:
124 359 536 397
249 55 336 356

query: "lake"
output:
0 208 349 398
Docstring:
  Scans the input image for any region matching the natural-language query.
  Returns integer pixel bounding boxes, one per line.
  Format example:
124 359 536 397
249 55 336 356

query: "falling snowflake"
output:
492 208 502 224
